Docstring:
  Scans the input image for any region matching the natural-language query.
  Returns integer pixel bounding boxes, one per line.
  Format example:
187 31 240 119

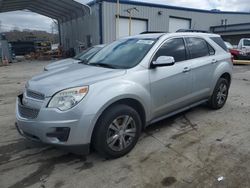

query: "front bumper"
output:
237 54 250 60
15 94 95 155
15 122 90 155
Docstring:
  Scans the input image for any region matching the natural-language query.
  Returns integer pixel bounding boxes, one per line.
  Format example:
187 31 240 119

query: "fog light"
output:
46 127 70 142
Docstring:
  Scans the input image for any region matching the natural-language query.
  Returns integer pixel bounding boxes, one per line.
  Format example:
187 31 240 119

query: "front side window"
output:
186 37 210 59
153 38 187 62
87 38 156 69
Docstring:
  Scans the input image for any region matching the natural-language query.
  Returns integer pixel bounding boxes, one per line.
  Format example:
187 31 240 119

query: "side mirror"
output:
152 56 175 68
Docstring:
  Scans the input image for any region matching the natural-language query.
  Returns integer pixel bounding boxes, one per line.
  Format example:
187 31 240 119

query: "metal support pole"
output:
129 13 132 36
116 0 120 39
125 7 139 37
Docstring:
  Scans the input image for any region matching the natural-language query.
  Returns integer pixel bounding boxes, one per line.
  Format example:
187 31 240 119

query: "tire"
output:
208 78 229 109
93 104 142 159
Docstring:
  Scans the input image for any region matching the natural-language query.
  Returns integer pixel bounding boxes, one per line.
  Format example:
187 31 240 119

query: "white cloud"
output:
136 0 213 10
207 0 250 11
132 0 250 11
0 11 53 32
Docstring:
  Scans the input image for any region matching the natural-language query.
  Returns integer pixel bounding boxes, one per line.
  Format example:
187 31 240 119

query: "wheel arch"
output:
210 60 232 96
90 98 147 144
220 72 231 85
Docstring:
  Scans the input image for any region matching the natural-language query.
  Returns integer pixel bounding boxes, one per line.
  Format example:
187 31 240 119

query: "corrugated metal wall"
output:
59 3 101 51
59 1 250 50
102 1 250 43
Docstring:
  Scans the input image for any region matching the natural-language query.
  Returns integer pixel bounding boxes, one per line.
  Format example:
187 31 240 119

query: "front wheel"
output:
93 104 142 159
208 78 229 109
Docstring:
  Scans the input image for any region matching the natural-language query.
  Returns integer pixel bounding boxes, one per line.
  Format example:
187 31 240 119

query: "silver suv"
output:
16 32 232 158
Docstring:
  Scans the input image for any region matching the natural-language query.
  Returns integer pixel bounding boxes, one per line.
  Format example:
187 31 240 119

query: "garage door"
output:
169 17 191 33
118 18 147 38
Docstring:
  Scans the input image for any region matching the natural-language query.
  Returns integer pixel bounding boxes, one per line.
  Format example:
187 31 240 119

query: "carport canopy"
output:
0 0 91 22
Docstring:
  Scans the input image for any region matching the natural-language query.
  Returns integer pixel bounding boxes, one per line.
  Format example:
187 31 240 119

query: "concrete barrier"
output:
233 60 250 65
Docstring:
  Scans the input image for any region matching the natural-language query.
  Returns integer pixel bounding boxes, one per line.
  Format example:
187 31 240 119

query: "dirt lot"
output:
0 61 250 188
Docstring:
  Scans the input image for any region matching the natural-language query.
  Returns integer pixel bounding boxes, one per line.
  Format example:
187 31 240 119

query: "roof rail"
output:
176 29 210 33
140 31 166 34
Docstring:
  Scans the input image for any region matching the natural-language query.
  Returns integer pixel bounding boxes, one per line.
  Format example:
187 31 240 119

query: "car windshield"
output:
243 39 250 46
74 47 102 61
87 38 156 69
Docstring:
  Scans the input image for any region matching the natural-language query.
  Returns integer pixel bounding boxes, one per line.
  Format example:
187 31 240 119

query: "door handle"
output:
183 67 191 73
211 59 217 64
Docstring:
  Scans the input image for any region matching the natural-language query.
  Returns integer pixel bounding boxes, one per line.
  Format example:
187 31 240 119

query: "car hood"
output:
44 58 80 71
27 63 126 97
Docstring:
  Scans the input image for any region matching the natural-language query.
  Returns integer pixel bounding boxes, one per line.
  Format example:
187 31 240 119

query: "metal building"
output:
78 0 250 46
1 0 250 51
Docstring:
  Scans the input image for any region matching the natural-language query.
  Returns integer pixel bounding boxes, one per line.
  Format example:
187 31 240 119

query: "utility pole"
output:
0 20 2 33
116 0 120 39
125 7 139 36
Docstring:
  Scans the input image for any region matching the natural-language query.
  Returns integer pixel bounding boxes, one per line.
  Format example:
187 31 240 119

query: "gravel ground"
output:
0 61 250 188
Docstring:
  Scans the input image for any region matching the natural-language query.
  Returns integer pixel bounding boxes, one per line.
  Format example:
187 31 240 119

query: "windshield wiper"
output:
78 59 88 64
88 62 118 69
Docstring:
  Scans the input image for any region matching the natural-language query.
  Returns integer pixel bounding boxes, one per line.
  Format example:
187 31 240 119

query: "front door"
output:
149 37 193 119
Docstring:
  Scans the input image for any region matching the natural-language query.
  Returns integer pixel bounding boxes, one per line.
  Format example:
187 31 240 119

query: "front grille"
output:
18 104 39 119
26 90 45 100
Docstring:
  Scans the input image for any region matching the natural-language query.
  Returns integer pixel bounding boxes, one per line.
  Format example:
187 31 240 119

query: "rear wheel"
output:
93 104 142 159
208 78 229 109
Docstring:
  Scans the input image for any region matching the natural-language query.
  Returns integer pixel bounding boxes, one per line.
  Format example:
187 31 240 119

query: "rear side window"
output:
154 38 187 62
186 37 210 59
210 37 228 51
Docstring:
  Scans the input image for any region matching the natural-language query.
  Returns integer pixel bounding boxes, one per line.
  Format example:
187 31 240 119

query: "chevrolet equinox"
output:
16 32 232 158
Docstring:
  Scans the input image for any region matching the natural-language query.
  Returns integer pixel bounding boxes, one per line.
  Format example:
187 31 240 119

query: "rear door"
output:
149 37 193 119
185 37 216 101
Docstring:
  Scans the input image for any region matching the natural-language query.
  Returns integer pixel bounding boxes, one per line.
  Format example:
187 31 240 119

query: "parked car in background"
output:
225 41 250 60
238 38 250 50
16 32 232 158
225 41 240 60
44 44 105 71
224 41 233 50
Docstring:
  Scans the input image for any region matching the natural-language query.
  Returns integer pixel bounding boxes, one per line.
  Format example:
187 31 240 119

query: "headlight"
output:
48 86 88 111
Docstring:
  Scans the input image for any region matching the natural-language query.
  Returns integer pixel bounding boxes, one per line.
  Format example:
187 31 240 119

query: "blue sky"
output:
0 0 249 33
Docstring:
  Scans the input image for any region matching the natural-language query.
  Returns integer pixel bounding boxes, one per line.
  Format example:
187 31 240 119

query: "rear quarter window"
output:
210 37 228 52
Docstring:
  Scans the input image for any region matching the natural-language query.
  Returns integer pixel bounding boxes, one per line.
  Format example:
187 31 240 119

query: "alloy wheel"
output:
106 115 136 151
217 83 228 105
